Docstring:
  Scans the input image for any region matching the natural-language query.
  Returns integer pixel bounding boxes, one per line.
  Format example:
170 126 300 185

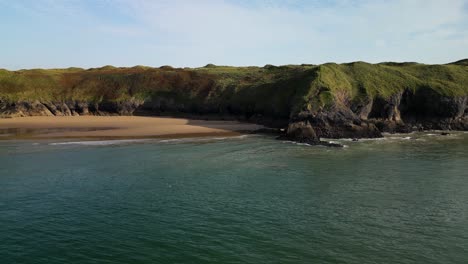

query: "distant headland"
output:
1 60 467 144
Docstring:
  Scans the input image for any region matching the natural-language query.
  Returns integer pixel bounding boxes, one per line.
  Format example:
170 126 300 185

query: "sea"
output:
1 132 467 264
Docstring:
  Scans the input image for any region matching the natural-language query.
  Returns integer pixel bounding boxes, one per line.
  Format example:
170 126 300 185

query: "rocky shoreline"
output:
1 61 467 145
281 88 467 145
1 89 467 146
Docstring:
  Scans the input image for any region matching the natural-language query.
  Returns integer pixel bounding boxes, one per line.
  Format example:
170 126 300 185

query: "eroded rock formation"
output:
1 61 467 144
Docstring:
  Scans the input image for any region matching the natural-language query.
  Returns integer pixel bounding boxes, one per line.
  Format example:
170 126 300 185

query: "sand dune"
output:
0 116 263 140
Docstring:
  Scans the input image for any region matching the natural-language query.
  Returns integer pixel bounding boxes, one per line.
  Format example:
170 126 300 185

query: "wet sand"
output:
0 116 264 140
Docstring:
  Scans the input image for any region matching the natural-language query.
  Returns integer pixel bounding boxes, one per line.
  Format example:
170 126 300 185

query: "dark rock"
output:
288 121 319 142
301 105 383 139
58 102 72 116
369 92 403 121
74 101 89 115
280 120 319 144
0 100 54 117
96 99 143 115
351 96 374 120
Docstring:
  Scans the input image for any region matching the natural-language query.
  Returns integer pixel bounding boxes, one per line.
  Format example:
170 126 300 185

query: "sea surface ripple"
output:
1 133 467 263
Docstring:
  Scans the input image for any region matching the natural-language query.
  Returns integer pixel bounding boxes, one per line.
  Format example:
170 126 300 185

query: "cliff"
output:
1 61 467 143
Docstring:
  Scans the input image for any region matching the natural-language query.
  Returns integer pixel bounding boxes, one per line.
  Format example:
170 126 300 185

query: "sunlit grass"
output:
0 61 466 118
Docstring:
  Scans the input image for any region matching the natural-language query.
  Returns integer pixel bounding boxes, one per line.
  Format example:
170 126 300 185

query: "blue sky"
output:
0 0 467 69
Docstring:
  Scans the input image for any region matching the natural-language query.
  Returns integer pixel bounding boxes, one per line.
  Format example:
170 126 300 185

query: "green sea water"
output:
1 132 468 264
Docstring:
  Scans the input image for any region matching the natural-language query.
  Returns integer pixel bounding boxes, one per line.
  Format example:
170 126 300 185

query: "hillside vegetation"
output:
1 61 467 121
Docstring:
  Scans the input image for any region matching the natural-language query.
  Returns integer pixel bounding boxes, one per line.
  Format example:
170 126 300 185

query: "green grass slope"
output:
301 62 468 112
1 61 467 119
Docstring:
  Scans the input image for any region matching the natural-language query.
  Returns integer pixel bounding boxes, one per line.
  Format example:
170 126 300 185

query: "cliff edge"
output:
1 61 467 143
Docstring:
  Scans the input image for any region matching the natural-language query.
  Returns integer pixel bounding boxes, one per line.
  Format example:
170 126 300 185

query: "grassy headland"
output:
1 61 467 129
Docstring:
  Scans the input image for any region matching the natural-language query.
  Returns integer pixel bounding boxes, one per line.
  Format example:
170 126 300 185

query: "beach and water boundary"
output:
0 116 264 140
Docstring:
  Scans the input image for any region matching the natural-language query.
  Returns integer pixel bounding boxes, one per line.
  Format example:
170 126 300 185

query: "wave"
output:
49 135 252 146
331 137 387 142
159 135 250 144
49 139 150 146
282 141 311 146
282 140 349 148
377 136 412 140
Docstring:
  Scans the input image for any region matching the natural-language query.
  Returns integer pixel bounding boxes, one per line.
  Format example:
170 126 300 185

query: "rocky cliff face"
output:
2 90 466 145
0 99 144 118
285 88 468 143
1 62 467 144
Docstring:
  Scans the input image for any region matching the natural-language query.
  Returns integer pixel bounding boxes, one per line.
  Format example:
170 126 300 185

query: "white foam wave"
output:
159 135 250 144
49 135 252 146
388 136 411 140
49 139 149 146
282 141 312 146
351 137 387 141
293 142 313 146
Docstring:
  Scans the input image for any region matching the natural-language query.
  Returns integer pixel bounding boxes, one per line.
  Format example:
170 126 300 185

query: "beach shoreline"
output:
0 116 264 140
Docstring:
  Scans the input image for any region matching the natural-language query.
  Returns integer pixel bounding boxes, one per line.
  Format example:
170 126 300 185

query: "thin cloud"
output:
114 0 468 64
0 0 467 69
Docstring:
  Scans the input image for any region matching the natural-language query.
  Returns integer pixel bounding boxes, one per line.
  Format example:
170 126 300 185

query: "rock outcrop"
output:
0 100 54 117
280 120 344 147
284 88 468 143
1 90 467 145
282 120 319 143
1 61 467 144
0 99 145 118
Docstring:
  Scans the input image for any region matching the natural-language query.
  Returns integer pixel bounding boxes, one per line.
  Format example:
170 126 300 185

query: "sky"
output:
0 0 467 70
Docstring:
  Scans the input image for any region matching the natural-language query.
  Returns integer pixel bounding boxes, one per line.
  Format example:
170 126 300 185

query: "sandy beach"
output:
0 116 264 140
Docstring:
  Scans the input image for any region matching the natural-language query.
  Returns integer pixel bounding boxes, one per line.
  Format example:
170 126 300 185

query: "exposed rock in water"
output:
278 120 344 147
1 91 466 147
287 103 383 142
283 88 467 144
283 120 319 144
0 61 467 145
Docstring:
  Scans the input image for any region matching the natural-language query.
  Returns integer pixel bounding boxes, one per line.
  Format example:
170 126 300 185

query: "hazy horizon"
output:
2 58 468 72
